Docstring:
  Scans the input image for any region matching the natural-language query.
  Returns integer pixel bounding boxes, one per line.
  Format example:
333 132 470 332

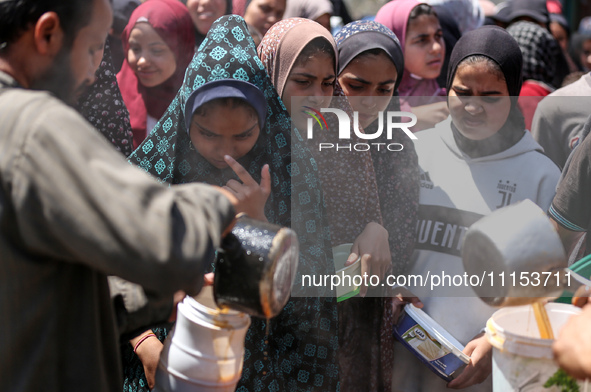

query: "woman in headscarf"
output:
117 0 195 149
507 20 569 130
334 20 420 391
375 0 448 132
258 17 392 297
76 39 134 157
392 26 560 392
186 0 232 47
128 15 339 392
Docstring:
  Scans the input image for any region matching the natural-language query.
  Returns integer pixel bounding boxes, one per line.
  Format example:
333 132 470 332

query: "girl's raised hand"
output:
223 155 270 222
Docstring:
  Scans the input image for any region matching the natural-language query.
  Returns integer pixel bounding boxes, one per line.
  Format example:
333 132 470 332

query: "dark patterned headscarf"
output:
507 20 568 88
334 20 418 276
334 20 404 91
128 15 339 391
333 20 419 392
76 39 134 157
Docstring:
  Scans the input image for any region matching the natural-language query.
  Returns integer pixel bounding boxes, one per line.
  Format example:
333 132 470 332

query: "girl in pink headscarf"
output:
117 0 195 148
375 0 449 131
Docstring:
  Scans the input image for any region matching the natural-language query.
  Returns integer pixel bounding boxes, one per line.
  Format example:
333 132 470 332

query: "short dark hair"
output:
0 0 94 49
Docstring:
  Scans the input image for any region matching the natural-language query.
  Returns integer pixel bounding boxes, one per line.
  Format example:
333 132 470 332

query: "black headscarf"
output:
334 20 404 91
447 25 526 158
433 5 462 89
508 0 549 26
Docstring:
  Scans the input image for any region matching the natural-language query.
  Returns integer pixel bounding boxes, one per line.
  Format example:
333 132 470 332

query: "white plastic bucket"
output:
486 303 581 391
154 294 251 392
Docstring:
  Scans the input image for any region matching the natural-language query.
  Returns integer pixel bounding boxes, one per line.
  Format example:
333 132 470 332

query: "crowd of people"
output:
3 0 591 391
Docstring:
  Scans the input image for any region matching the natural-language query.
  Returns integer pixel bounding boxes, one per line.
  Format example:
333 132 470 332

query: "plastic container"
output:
393 304 470 381
332 243 361 302
555 253 591 304
154 295 251 392
486 303 582 391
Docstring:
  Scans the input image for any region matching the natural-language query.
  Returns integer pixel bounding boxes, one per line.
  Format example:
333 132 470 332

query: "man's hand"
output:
553 304 591 379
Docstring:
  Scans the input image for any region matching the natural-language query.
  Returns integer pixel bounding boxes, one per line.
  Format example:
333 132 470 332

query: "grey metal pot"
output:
461 199 591 306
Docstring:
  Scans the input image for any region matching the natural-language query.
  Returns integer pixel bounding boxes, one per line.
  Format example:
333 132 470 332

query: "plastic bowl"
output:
393 304 470 382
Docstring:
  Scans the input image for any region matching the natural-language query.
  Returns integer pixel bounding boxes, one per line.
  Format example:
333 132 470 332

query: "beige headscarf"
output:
258 18 383 246
257 17 338 98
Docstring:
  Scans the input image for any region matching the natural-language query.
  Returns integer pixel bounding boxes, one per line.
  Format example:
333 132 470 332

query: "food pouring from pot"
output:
461 199 591 307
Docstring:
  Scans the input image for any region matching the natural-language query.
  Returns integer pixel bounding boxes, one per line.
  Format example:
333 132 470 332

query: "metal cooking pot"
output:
213 215 299 318
461 199 591 306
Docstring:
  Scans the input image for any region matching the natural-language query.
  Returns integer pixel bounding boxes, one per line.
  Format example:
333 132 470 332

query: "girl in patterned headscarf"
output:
259 19 400 392
128 15 339 392
258 18 391 296
333 20 421 392
118 0 195 149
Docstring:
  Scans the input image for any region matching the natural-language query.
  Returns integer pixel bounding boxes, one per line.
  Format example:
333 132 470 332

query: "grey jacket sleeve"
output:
108 276 174 337
4 91 234 297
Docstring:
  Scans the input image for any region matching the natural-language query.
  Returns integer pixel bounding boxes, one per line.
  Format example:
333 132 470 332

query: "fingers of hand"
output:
345 252 358 267
359 253 372 297
222 185 238 196
410 297 424 308
225 155 256 185
225 179 245 193
260 164 271 196
448 356 490 389
572 285 591 307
